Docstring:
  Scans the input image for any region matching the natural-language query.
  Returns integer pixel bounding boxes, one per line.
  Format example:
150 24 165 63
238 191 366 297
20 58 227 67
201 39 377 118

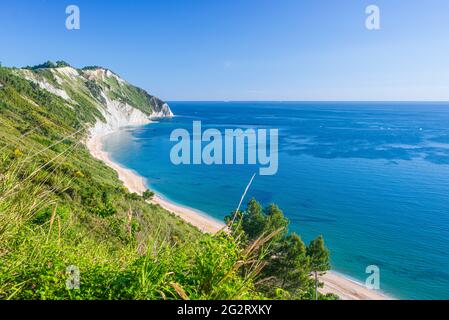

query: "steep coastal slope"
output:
13 61 173 137
0 62 270 300
0 61 337 300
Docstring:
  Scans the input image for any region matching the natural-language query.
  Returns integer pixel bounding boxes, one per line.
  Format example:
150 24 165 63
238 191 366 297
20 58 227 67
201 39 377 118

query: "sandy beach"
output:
320 272 392 300
86 128 392 300
86 130 225 234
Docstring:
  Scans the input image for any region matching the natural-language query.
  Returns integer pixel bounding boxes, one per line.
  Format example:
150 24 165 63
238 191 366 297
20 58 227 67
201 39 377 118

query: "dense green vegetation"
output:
226 199 334 299
24 60 71 70
0 64 334 300
142 189 155 201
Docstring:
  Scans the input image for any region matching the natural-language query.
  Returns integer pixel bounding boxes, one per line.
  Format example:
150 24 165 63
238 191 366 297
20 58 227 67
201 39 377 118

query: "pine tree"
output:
307 235 331 300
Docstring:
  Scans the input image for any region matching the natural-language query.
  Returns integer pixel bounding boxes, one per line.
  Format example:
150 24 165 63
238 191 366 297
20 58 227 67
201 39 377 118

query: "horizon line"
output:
166 100 449 103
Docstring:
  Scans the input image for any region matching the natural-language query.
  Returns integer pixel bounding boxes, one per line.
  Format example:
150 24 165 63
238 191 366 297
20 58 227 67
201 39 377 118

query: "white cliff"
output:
14 64 173 139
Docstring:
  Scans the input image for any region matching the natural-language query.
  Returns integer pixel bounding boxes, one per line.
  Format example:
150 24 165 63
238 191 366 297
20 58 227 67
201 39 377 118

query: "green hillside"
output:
0 63 333 300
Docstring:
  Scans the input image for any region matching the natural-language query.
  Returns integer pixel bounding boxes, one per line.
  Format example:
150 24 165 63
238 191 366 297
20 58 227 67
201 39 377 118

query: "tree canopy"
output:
226 198 333 299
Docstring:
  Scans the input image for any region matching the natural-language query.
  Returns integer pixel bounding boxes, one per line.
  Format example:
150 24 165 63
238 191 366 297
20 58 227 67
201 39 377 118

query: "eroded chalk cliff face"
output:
14 63 173 137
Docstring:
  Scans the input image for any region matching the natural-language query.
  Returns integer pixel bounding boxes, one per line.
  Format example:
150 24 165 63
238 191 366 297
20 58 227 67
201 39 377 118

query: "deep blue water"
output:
103 102 449 299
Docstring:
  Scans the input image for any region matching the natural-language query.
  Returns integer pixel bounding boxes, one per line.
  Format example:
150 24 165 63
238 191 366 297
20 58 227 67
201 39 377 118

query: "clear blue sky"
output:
1 0 448 101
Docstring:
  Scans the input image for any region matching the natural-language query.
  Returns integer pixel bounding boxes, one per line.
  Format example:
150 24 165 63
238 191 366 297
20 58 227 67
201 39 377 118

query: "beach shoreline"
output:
85 125 393 300
86 128 225 234
320 271 393 300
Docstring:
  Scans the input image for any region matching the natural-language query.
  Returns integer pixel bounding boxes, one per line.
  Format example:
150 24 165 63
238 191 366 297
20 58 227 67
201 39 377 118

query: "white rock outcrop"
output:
89 92 153 136
20 69 72 101
15 65 173 139
88 83 173 138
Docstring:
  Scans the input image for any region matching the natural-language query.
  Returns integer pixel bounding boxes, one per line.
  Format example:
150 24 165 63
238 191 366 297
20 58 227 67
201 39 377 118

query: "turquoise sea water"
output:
102 102 449 299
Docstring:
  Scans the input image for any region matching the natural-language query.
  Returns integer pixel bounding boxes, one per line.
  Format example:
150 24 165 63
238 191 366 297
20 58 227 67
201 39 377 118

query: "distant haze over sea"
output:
103 101 449 299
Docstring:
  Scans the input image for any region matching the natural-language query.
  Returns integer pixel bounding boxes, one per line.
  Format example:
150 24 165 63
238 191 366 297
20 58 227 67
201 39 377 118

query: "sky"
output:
1 0 449 101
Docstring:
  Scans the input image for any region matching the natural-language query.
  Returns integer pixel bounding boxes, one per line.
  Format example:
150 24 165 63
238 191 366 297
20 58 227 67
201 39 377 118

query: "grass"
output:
0 64 334 300
0 139 273 300
0 65 271 300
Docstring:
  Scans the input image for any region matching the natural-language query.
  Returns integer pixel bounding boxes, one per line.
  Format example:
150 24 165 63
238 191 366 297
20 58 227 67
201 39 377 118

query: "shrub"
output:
142 190 154 201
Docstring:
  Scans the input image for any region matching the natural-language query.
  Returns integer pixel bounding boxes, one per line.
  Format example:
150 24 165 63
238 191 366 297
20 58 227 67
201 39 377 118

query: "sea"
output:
102 102 449 299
